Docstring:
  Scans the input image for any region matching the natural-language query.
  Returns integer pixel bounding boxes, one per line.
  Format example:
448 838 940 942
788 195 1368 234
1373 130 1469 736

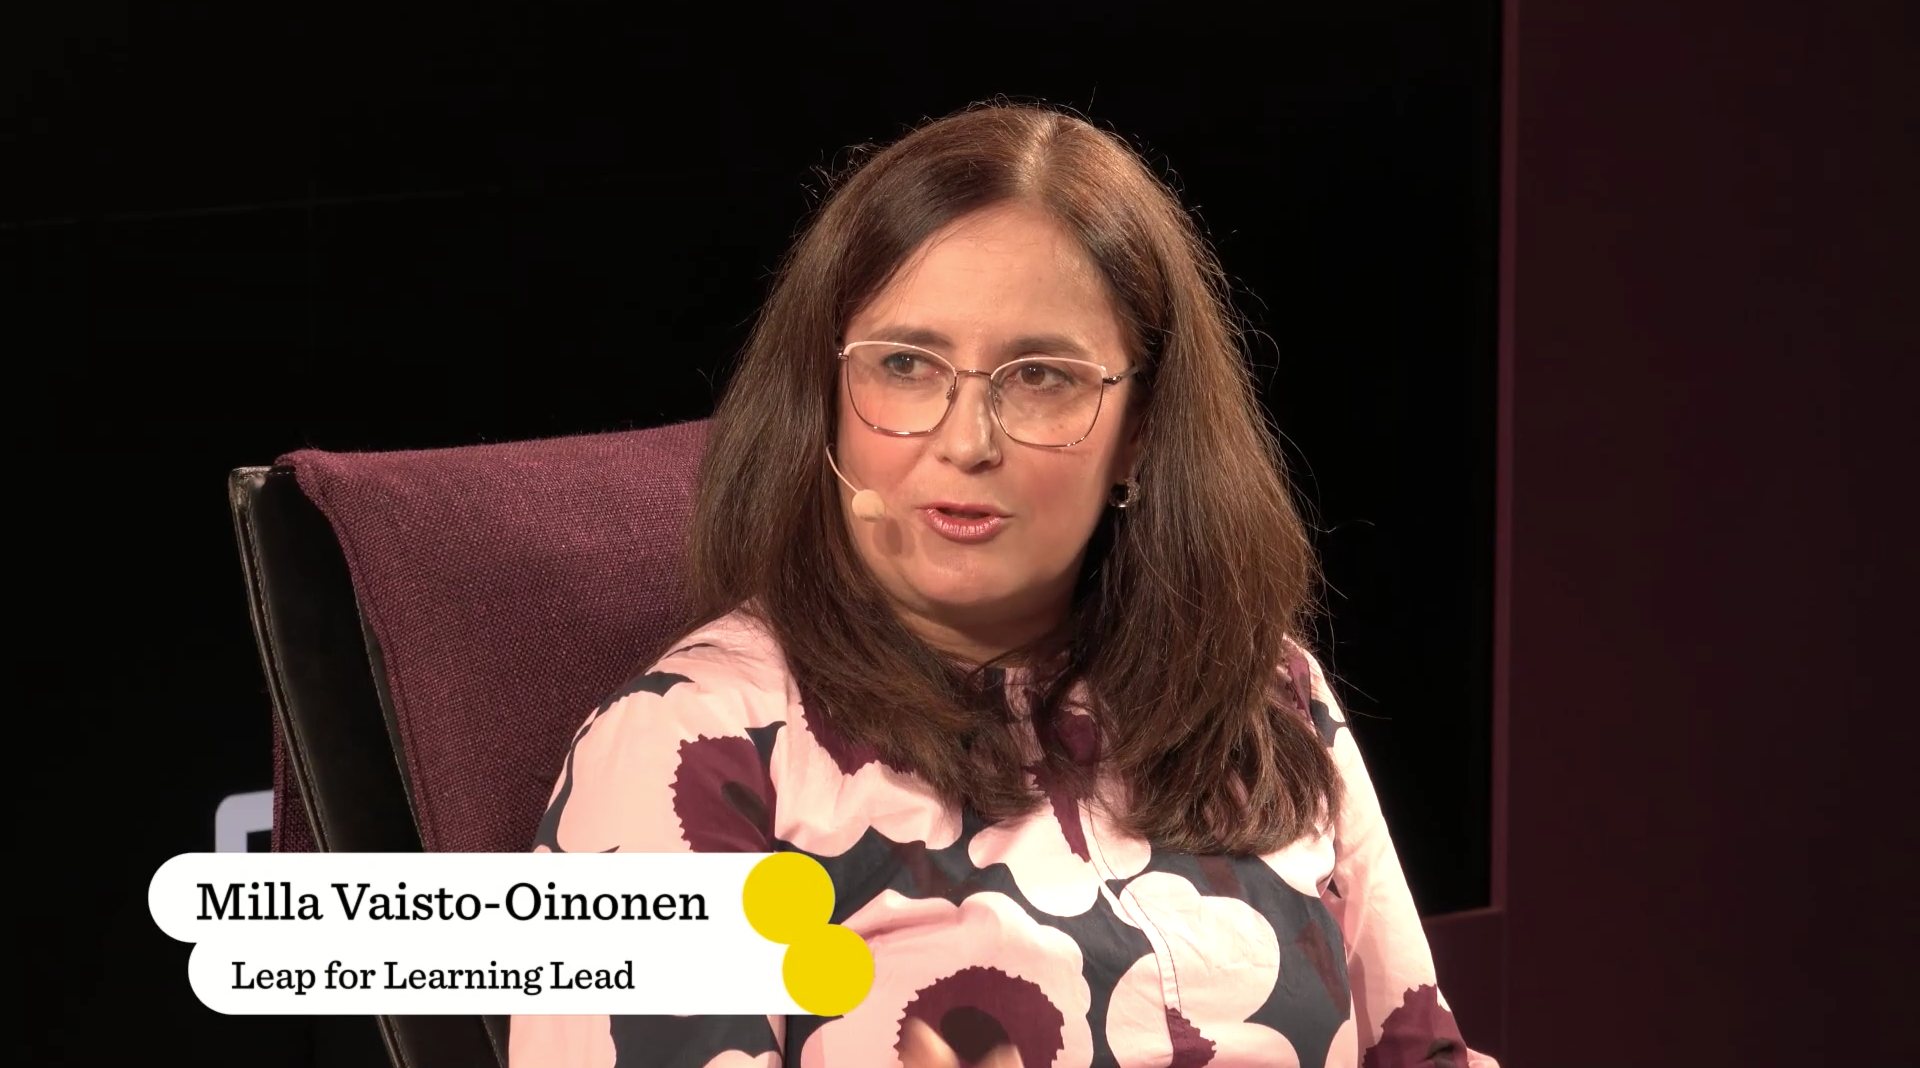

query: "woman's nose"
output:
937 373 1001 468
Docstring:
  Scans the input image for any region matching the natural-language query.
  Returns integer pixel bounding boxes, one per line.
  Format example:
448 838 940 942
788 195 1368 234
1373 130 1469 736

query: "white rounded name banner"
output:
148 852 873 1015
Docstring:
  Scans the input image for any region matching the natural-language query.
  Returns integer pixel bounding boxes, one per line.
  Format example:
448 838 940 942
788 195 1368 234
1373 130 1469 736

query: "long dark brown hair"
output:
678 103 1339 855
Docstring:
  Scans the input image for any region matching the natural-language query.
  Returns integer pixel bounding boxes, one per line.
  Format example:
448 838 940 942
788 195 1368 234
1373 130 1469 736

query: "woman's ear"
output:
1114 417 1145 484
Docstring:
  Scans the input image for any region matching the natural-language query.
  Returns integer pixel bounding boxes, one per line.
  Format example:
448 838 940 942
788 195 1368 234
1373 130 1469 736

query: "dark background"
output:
9 2 1500 1065
1498 2 1914 1064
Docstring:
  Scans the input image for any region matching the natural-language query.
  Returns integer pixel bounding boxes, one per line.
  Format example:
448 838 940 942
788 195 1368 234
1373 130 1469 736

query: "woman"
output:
512 104 1494 1068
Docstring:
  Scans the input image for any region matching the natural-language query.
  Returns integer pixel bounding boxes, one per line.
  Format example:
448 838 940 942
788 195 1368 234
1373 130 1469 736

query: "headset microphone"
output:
824 446 886 521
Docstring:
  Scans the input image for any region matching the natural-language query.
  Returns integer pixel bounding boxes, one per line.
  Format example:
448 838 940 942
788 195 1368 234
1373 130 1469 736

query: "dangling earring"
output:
1108 477 1141 509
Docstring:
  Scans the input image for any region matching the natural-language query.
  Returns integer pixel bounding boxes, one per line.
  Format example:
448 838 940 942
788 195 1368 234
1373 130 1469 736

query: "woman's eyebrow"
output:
1003 333 1090 358
862 325 1091 359
866 325 952 348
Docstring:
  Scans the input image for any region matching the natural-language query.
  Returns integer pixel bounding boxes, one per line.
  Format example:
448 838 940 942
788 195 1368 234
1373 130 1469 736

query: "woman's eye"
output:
880 352 924 376
1015 363 1066 388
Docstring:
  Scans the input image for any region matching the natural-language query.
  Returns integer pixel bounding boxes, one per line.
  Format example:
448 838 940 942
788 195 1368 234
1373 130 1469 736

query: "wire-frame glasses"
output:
838 340 1141 448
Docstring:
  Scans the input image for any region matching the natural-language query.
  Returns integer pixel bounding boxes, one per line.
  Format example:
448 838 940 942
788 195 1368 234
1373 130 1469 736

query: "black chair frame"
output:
230 465 507 1068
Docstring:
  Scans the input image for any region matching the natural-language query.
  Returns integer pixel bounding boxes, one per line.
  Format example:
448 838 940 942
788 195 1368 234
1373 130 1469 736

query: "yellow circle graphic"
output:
782 924 875 1017
742 852 834 945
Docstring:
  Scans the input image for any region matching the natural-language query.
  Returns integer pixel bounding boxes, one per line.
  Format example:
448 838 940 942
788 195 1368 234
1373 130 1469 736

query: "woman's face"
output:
835 201 1142 662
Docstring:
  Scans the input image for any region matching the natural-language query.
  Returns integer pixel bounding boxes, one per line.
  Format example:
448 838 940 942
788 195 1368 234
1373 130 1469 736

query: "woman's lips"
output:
920 507 1007 543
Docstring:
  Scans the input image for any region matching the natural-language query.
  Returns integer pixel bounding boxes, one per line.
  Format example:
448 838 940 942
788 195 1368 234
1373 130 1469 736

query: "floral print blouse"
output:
511 610 1495 1068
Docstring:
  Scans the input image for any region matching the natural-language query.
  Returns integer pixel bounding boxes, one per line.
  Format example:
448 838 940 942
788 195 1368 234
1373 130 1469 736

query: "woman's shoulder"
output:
597 606 795 729
1277 637 1347 750
654 605 790 678
535 606 792 855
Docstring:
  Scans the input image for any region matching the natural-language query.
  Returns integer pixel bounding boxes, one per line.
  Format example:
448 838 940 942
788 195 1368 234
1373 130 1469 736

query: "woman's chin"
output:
885 559 1075 644
908 586 1075 646
911 588 1013 618
899 576 1024 619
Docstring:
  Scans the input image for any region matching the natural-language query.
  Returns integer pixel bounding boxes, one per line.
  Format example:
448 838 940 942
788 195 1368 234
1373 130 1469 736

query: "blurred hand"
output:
899 1016 1024 1068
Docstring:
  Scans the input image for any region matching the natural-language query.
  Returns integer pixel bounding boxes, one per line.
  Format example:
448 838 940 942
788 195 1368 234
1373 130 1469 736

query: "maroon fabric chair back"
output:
273 420 710 853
